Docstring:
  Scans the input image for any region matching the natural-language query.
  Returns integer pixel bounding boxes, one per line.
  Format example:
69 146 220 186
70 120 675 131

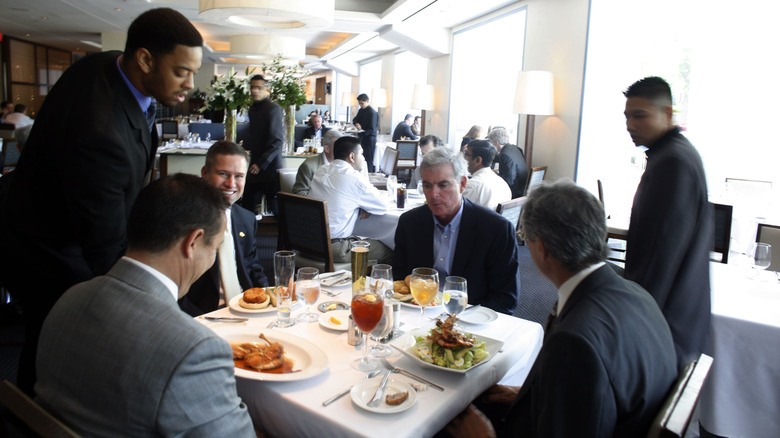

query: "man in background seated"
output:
303 114 330 141
462 139 512 211
3 104 34 129
444 180 676 437
487 127 528 198
392 113 419 141
293 129 342 196
36 174 255 437
411 116 421 136
0 100 13 123
392 147 519 314
408 134 444 189
179 141 269 316
309 136 393 264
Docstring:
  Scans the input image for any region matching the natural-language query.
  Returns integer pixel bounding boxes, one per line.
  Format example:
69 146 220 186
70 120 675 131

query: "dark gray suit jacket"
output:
496 144 528 198
501 265 677 437
292 153 326 196
247 97 284 182
36 258 255 437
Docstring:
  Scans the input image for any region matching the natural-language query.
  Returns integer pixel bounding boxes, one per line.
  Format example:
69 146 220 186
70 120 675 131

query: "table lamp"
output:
370 88 388 134
514 71 554 169
411 84 435 137
341 91 355 125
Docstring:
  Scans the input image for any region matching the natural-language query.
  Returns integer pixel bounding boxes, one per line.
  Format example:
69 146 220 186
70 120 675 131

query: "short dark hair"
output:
357 93 369 102
250 74 266 82
0 101 9 109
127 174 228 253
466 139 496 168
420 135 444 149
623 76 673 108
205 140 249 170
124 8 203 59
13 104 26 113
522 180 607 272
404 113 413 121
333 136 361 160
414 116 421 122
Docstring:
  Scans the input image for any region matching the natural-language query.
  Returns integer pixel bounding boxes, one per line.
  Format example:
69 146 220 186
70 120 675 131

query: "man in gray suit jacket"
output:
293 129 342 196
36 174 255 437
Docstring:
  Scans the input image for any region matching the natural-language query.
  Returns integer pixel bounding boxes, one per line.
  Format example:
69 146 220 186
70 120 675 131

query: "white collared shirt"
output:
557 262 606 313
463 167 512 211
122 256 179 301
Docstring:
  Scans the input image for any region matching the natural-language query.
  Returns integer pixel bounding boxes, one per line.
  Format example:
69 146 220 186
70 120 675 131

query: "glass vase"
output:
224 108 237 143
284 105 296 155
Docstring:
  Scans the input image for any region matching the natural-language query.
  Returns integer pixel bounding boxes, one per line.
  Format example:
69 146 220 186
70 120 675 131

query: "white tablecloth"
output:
199 286 543 438
352 191 425 250
699 262 780 438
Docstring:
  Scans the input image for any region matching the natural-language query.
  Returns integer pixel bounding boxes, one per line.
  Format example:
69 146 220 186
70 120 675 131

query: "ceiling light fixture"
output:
80 40 103 49
199 0 334 30
230 34 306 61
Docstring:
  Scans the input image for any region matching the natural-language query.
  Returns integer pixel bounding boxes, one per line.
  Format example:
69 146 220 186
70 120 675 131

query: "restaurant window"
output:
358 59 381 104
335 72 353 123
448 8 526 149
5 37 71 116
391 51 428 131
576 0 780 249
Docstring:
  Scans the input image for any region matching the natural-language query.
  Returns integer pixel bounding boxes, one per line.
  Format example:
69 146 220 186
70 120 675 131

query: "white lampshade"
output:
230 34 306 60
371 88 388 108
411 83 435 110
341 91 355 106
514 71 555 115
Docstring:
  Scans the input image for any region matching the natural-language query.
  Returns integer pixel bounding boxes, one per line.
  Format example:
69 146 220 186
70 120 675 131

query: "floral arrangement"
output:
260 56 309 109
202 67 255 112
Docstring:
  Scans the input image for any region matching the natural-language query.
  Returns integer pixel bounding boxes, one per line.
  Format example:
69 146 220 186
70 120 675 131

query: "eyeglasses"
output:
463 153 473 158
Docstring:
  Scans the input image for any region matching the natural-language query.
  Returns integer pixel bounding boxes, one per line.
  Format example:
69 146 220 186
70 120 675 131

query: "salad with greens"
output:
411 328 489 370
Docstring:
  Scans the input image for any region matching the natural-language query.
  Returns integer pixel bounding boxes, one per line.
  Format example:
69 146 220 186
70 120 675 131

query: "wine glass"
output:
387 175 398 195
351 287 384 371
296 267 320 322
443 276 468 318
369 264 394 358
409 267 439 328
749 242 772 280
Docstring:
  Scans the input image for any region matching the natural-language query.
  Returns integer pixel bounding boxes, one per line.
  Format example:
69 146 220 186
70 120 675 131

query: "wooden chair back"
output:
1 138 20 174
160 120 179 141
276 192 336 272
394 140 419 174
379 147 398 176
496 197 527 245
647 354 713 438
0 123 14 139
711 203 733 264
756 223 780 272
0 380 81 437
525 166 547 195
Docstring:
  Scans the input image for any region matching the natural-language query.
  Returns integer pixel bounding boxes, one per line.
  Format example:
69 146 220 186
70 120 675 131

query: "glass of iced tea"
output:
296 267 320 323
410 267 439 327
350 287 384 371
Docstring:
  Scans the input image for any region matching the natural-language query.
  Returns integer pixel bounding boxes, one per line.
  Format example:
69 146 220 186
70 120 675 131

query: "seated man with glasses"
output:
462 139 512 211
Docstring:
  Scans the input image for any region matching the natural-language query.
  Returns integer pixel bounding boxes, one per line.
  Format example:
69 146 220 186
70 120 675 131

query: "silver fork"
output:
321 288 343 297
379 358 444 391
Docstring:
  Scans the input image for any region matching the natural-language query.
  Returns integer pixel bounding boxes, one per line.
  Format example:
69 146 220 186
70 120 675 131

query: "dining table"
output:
698 259 780 438
197 279 544 438
352 188 426 250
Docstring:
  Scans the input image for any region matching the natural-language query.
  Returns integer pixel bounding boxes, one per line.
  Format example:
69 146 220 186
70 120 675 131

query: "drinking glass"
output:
270 250 295 328
351 241 370 293
443 276 468 318
369 264 394 358
387 175 398 195
296 267 320 322
351 287 384 371
749 242 772 280
409 267 439 328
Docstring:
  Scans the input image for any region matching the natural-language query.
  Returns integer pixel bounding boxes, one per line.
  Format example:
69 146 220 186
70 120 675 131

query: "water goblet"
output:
351 287 384 371
443 276 468 318
749 242 772 280
270 250 295 328
369 264 394 358
296 267 320 322
409 267 439 328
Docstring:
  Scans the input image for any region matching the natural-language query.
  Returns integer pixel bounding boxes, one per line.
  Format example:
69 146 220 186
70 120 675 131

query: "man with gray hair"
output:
442 180 676 437
293 129 343 196
392 146 520 313
487 127 528 198
392 113 419 141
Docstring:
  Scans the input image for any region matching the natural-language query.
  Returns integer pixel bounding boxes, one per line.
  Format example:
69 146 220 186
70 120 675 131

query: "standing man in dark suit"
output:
392 113 419 141
443 181 677 437
178 141 269 316
487 127 528 198
352 93 378 172
242 74 284 215
0 8 203 395
392 147 520 314
623 76 712 370
303 114 330 141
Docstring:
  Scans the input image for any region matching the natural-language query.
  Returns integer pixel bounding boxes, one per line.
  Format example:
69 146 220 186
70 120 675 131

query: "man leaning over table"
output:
392 146 520 314
293 129 342 196
443 180 677 438
308 136 393 264
36 174 255 437
0 7 203 395
462 139 512 211
178 141 269 316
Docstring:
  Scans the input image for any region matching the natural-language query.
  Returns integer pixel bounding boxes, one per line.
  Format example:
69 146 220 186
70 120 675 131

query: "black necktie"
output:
544 299 559 338
146 100 157 132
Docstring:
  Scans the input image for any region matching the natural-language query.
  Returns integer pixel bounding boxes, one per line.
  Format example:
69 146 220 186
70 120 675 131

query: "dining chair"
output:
276 192 350 273
160 120 179 142
0 123 14 139
1 138 20 174
276 168 298 193
495 197 527 245
525 166 547 195
646 354 713 438
597 179 628 265
711 203 733 264
756 223 780 272
0 380 81 438
394 140 419 182
379 147 398 176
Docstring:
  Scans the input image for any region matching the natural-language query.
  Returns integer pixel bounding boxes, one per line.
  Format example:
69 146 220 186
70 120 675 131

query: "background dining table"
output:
352 188 426 250
198 280 543 438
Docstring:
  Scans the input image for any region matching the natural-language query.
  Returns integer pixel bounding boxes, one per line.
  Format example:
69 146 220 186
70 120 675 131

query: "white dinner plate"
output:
399 293 443 311
318 310 350 331
458 307 498 325
212 326 328 382
350 376 417 414
228 292 299 314
389 331 503 374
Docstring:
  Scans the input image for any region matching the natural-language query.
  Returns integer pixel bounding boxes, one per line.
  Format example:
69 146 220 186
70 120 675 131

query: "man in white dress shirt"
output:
462 139 512 211
3 104 34 129
309 136 392 264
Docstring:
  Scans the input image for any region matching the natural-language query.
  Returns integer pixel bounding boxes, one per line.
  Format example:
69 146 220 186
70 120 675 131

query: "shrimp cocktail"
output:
351 288 384 371
410 267 439 327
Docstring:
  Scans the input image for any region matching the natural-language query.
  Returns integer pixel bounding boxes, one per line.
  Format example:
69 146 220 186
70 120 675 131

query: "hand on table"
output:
249 164 260 174
441 404 496 438
478 384 520 406
358 209 371 220
354 123 362 130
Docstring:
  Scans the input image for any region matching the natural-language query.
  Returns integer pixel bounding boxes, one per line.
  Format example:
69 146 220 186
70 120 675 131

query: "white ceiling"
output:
0 0 519 69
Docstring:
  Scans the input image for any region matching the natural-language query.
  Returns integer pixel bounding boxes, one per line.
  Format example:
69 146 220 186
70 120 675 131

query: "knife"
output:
460 304 482 316
368 370 393 407
199 316 248 323
322 369 382 407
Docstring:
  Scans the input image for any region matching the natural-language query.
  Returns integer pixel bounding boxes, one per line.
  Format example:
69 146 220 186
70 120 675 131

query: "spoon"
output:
322 369 382 406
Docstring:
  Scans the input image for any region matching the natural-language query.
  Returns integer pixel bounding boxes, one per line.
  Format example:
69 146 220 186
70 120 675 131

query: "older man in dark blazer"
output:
0 8 203 394
392 147 519 314
303 114 330 141
178 141 269 316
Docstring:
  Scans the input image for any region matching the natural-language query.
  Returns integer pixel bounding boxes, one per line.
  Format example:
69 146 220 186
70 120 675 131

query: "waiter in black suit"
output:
242 74 284 215
352 93 378 172
442 181 677 437
179 141 269 316
303 114 330 141
0 8 203 394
